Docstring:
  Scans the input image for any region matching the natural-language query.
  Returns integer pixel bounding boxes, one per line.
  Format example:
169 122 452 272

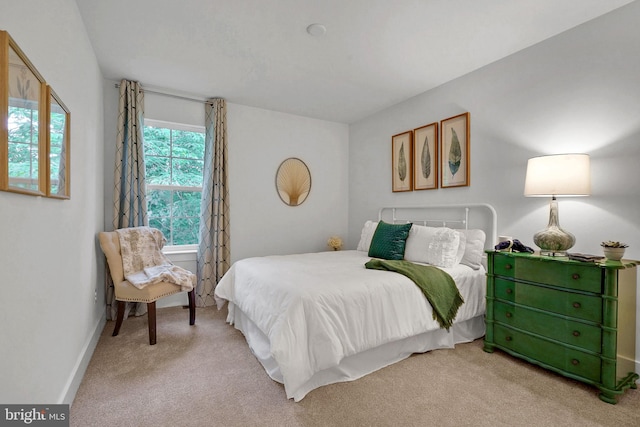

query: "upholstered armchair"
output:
98 230 196 345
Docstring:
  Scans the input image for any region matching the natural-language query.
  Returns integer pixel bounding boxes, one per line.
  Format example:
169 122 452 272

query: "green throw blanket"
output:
365 259 464 330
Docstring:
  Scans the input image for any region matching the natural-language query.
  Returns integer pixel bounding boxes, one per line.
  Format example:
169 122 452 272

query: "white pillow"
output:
455 230 467 265
426 228 461 268
404 225 437 263
459 229 487 270
404 225 460 268
356 220 378 251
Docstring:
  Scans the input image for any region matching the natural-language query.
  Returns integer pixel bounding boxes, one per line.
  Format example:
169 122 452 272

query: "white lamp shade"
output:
524 154 591 197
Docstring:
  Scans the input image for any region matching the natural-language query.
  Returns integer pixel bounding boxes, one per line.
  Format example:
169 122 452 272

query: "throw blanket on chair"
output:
364 259 463 330
116 226 195 291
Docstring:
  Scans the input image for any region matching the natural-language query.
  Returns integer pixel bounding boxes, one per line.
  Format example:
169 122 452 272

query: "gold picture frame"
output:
440 112 470 188
413 122 438 190
391 130 412 192
0 31 70 199
1 30 47 196
275 157 311 206
46 86 70 199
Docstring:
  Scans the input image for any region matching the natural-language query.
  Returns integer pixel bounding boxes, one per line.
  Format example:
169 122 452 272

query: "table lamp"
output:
524 154 591 256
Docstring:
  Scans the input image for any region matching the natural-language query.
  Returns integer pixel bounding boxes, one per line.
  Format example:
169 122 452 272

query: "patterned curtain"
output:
106 79 148 320
196 99 230 306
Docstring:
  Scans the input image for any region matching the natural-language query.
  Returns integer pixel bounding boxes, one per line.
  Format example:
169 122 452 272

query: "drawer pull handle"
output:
572 273 580 280
573 330 581 337
571 359 579 366
505 264 512 270
505 336 512 342
506 288 513 294
505 312 512 318
573 302 581 309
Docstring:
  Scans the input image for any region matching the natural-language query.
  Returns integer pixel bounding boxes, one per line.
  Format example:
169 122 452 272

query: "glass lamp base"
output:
533 226 575 256
533 197 575 256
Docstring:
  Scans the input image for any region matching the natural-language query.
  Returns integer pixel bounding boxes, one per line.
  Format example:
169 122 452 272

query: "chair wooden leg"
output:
147 301 157 345
188 290 196 325
112 301 125 337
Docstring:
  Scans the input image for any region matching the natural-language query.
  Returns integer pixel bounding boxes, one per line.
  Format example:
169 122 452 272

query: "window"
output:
143 120 205 247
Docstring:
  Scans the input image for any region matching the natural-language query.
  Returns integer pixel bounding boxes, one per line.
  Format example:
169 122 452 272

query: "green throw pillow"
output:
368 221 413 260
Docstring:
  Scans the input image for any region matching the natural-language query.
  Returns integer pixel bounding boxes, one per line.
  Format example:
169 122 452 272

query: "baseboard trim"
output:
60 308 107 405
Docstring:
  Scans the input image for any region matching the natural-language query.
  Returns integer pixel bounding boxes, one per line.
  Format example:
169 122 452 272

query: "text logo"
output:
1 405 68 426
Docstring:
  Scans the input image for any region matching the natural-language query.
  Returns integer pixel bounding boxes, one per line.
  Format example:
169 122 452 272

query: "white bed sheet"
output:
214 250 486 401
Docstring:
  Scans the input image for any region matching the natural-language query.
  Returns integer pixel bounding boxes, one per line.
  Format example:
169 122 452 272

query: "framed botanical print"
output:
440 112 470 188
1 31 71 199
413 122 438 190
391 130 412 192
46 86 70 199
1 31 47 196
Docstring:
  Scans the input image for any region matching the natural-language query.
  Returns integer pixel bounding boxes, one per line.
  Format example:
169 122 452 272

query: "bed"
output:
215 204 497 401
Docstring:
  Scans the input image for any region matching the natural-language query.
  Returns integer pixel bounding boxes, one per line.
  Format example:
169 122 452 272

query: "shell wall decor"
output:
276 157 311 206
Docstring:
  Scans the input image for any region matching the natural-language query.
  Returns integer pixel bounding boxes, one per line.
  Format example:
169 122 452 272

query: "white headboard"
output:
377 204 498 251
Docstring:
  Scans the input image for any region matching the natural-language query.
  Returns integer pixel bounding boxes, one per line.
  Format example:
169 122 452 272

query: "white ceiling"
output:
75 0 635 123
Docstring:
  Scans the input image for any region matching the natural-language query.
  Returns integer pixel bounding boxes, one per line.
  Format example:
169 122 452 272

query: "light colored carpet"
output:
70 306 640 427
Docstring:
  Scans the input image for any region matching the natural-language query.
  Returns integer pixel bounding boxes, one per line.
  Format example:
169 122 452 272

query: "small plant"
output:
601 241 629 248
327 236 343 251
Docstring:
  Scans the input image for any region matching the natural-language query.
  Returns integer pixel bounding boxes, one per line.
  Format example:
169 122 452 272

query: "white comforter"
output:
214 250 485 400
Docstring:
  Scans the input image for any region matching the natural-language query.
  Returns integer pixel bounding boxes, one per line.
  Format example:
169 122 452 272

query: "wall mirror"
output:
1 30 47 196
47 86 70 198
275 157 311 206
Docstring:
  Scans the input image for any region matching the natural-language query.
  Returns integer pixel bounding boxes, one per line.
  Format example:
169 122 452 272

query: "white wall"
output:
103 89 350 268
227 103 349 261
349 2 640 368
0 0 105 404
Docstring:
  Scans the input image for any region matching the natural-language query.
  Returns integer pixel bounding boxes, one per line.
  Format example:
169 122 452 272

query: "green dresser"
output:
483 251 638 403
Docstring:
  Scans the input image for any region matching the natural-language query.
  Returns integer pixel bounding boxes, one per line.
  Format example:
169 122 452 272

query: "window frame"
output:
143 118 205 251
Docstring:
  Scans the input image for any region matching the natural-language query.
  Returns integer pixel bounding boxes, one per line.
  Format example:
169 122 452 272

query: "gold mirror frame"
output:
46 86 70 199
275 157 311 206
1 31 47 196
1 30 69 199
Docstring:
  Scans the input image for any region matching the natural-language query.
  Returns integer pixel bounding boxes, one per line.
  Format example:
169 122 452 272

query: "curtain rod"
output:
113 83 216 104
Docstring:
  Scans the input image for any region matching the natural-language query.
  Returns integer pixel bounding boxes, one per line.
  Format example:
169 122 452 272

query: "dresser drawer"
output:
494 301 602 353
495 280 602 322
494 278 516 301
493 254 515 278
515 258 601 293
494 324 601 382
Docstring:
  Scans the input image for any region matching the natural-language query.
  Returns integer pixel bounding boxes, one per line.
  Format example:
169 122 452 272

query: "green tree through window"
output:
143 120 205 246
